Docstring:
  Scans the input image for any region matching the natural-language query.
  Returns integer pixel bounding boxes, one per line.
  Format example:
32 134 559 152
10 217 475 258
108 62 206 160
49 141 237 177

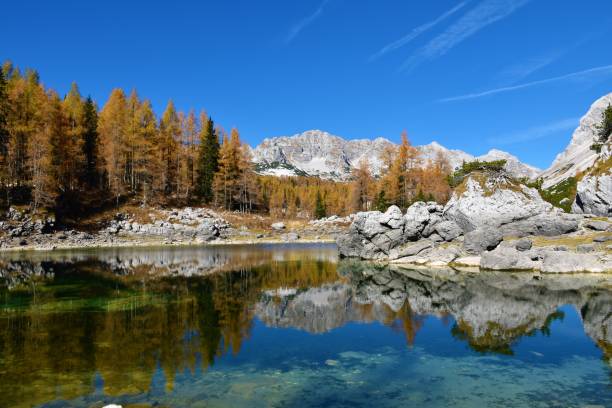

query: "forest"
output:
0 61 452 224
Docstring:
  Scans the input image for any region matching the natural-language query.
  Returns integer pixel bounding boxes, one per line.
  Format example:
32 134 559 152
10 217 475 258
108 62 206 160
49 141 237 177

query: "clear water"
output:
0 243 610 408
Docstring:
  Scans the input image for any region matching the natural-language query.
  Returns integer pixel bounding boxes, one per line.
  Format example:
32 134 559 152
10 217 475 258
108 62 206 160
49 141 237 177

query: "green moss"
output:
447 160 507 188
540 177 577 213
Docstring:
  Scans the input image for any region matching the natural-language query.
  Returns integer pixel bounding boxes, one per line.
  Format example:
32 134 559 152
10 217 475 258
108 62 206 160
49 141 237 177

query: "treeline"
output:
349 132 452 212
0 62 453 222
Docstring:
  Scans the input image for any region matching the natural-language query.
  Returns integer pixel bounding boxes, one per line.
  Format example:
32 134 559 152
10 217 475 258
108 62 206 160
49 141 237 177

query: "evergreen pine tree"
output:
374 190 387 212
314 190 326 219
82 97 99 188
196 116 219 202
0 69 9 203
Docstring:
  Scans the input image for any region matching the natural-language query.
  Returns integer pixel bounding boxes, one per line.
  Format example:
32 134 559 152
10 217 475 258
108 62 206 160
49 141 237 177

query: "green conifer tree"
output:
82 97 99 188
314 190 326 219
196 116 219 202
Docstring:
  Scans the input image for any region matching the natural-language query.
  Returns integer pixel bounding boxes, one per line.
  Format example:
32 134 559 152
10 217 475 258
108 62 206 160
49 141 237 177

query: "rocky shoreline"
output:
337 172 612 273
0 206 345 252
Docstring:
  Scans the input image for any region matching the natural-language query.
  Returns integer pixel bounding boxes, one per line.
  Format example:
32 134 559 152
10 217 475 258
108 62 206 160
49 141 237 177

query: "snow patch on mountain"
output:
251 129 539 181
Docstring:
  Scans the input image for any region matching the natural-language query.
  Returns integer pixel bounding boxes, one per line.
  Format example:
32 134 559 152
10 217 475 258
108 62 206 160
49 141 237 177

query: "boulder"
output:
281 232 299 241
444 175 553 232
572 173 611 217
434 220 463 242
499 213 579 237
583 219 611 231
515 237 532 252
271 222 286 231
337 207 408 259
540 251 608 273
463 228 503 255
404 201 443 239
480 247 540 270
576 244 595 253
388 240 433 260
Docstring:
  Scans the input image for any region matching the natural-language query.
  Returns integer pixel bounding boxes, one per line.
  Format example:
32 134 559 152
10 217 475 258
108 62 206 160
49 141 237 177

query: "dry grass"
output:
529 232 611 249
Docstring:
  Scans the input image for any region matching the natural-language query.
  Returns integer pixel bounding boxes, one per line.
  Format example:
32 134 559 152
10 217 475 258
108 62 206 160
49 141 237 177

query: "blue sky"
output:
2 0 611 168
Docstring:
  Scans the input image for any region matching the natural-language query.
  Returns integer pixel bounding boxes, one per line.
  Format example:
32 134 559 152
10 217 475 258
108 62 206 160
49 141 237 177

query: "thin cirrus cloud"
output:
285 0 330 44
400 0 531 72
487 118 579 146
369 2 468 61
440 64 612 102
497 51 565 84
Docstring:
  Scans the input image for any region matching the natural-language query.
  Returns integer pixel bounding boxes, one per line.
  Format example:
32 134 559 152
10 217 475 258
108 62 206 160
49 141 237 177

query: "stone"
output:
593 235 612 243
281 232 299 241
480 247 540 270
388 240 433 260
463 228 503 255
583 220 611 231
271 222 286 231
576 244 595 253
499 213 579 237
444 175 553 232
434 220 463 242
453 256 481 267
541 251 607 273
572 173 611 217
515 237 532 252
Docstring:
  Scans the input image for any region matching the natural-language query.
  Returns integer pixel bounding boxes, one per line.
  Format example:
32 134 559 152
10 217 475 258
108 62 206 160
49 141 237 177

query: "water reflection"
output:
0 245 610 407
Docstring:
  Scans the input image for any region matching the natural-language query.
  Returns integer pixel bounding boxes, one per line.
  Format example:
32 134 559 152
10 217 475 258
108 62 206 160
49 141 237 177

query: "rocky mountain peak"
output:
252 130 538 181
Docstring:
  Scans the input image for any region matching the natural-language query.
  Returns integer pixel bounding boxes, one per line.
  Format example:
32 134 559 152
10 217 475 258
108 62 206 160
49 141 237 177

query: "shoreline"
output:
0 236 338 253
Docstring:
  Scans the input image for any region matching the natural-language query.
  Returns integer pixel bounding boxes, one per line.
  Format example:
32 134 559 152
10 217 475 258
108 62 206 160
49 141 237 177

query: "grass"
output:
540 177 577 213
529 232 611 250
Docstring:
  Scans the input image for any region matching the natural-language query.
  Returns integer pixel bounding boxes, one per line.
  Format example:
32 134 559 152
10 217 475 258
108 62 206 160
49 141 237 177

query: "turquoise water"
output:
0 244 610 407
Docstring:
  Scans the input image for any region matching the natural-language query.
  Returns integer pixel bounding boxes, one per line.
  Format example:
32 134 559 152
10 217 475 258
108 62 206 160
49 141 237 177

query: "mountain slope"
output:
540 92 612 188
251 130 539 180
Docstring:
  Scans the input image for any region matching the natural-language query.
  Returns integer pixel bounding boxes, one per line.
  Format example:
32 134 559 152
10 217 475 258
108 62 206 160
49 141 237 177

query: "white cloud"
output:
286 0 330 44
440 64 612 102
369 2 467 61
487 118 579 146
400 0 531 72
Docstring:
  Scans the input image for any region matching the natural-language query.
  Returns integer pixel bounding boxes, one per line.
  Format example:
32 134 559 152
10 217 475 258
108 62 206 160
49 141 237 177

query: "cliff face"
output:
540 93 612 189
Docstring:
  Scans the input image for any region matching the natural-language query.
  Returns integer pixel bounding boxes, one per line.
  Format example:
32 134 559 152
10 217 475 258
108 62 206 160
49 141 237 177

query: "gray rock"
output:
515 237 532 251
583 220 611 231
444 175 553 232
281 232 299 241
499 213 579 237
463 228 503 254
576 244 595 253
271 222 286 231
572 173 611 217
480 247 540 270
434 220 463 242
541 251 607 273
388 240 433 260
593 235 612 243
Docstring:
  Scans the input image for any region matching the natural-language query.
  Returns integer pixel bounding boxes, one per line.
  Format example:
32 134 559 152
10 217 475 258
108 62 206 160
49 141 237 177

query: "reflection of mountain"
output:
0 250 610 408
339 262 612 355
257 261 612 357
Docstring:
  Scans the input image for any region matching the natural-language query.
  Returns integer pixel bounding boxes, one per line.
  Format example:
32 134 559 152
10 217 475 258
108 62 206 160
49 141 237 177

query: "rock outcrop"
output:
336 171 610 273
571 146 611 217
540 92 612 189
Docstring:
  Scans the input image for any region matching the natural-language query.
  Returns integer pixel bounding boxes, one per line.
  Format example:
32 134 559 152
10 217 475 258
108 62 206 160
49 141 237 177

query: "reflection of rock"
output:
338 261 612 355
0 244 339 282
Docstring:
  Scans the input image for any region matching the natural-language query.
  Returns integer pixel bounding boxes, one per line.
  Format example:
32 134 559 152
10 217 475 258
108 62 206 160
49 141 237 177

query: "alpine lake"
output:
0 243 610 408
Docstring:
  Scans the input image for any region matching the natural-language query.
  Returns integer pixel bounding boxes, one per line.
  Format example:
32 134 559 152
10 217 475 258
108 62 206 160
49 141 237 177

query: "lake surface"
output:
0 243 610 408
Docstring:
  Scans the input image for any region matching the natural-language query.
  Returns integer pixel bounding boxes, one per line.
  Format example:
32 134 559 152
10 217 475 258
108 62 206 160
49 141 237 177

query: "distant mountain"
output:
251 129 540 180
540 92 612 189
